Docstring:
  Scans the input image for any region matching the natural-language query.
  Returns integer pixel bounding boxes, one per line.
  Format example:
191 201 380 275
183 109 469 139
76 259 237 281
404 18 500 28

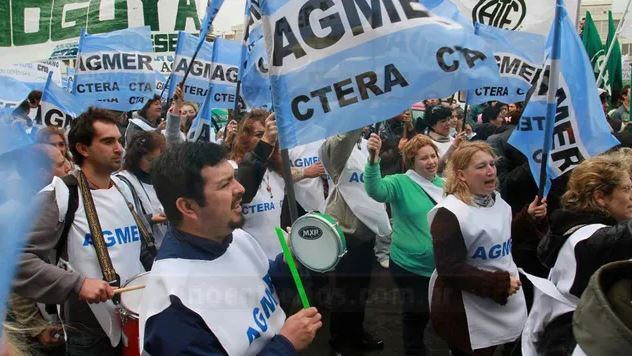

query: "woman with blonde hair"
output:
36 126 73 172
364 133 444 355
523 150 632 355
428 141 545 356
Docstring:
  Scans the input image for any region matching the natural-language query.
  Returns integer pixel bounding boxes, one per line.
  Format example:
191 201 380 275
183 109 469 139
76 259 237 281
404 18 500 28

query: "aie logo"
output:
473 0 527 31
298 226 323 240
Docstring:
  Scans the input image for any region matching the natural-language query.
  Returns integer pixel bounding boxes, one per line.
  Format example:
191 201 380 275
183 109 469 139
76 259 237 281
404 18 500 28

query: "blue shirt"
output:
143 226 296 355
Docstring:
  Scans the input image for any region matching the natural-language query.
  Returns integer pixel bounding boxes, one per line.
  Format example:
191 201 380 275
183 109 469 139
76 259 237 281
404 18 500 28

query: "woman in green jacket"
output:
364 133 448 356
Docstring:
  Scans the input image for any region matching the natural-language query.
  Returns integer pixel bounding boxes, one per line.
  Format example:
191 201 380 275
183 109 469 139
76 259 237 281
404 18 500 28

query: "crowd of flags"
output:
0 0 627 193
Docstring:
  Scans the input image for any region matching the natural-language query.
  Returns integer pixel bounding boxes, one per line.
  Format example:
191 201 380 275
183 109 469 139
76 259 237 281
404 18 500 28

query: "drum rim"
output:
311 212 346 251
290 212 346 273
119 271 150 317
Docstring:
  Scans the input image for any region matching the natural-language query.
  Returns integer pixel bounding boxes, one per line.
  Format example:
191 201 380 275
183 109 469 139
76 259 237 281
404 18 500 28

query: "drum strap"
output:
76 171 120 287
111 180 157 261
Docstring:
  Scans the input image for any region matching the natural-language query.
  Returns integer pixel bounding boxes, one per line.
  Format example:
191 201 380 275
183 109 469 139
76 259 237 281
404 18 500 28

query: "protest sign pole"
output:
538 0 563 197
596 0 631 88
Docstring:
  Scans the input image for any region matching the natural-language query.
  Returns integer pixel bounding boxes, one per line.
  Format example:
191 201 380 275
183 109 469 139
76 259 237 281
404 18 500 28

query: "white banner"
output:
450 0 578 36
0 0 209 65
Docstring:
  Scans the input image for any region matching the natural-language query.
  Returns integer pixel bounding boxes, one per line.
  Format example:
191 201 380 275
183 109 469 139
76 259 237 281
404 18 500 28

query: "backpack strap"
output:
57 175 79 261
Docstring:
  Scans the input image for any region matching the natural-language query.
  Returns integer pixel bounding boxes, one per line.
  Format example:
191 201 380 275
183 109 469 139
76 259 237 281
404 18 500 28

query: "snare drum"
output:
289 212 347 273
119 272 149 356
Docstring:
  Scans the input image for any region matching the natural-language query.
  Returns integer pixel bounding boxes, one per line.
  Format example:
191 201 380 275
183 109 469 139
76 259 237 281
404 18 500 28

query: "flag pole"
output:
596 0 632 88
232 0 252 118
575 0 582 27
538 0 564 197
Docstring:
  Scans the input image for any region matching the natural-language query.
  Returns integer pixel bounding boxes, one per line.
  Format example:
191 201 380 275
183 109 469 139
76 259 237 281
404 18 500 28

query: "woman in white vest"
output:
231 111 324 259
231 110 285 260
116 131 168 249
428 141 542 356
364 133 444 355
523 150 632 355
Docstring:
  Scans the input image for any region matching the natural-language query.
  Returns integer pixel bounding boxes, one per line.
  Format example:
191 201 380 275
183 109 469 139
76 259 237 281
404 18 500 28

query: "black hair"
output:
424 105 452 129
123 131 166 174
481 105 502 123
151 142 228 226
68 107 121 166
138 95 162 120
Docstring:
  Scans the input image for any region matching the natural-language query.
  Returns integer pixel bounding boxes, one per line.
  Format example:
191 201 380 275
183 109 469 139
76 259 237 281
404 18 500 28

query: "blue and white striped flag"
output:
73 26 157 112
508 0 619 195
168 32 215 105
260 0 500 149
187 85 217 143
208 38 244 109
242 24 272 109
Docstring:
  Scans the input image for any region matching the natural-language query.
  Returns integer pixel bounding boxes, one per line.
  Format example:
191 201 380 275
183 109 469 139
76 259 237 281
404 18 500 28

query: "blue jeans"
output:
65 328 121 356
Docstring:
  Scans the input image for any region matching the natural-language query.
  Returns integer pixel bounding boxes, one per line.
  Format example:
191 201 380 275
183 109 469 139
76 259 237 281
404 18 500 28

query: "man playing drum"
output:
140 142 322 355
13 108 148 355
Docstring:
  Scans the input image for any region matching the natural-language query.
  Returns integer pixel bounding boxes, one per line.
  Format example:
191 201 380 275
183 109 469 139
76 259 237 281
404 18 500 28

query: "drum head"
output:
120 272 149 318
290 212 346 273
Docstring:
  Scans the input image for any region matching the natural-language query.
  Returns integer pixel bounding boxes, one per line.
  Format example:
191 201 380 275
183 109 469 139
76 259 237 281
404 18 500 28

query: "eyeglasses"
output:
49 141 66 148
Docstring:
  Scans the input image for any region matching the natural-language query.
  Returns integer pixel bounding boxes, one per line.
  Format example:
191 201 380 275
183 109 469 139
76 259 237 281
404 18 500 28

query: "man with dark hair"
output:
141 142 322 355
12 90 43 141
610 85 630 126
13 106 146 355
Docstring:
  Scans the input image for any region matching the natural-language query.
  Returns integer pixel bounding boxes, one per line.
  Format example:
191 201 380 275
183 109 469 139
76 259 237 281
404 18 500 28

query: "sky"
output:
212 0 247 32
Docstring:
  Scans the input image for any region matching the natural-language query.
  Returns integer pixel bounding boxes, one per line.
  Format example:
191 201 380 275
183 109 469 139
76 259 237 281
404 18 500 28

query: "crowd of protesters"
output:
1 83 632 356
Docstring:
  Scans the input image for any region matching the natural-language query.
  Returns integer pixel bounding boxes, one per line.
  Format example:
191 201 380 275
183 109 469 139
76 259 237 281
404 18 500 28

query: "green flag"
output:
606 10 623 97
582 12 604 81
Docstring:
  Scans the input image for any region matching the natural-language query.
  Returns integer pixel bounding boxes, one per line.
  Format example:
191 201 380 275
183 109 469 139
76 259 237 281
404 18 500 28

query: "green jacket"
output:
364 162 443 277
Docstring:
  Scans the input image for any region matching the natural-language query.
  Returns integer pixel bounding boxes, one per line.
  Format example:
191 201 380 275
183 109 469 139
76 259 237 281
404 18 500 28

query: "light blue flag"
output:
74 26 158 112
422 0 546 105
40 72 89 129
208 38 244 109
242 24 272 109
260 0 500 149
0 116 48 336
508 1 619 195
421 0 471 27
167 32 215 105
187 86 217 142
0 62 61 110
468 23 545 105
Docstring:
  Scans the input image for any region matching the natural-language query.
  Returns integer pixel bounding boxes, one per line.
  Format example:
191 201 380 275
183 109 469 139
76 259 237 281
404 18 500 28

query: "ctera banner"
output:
0 0 210 66
209 38 245 109
73 26 158 112
467 24 545 105
260 0 500 149
168 31 215 105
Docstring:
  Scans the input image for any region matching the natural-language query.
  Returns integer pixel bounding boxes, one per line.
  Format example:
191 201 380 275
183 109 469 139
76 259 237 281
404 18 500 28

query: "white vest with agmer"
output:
139 229 286 355
428 194 527 350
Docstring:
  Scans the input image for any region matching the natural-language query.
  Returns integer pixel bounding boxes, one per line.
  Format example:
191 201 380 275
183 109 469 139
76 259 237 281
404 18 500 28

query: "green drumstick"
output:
275 227 310 309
